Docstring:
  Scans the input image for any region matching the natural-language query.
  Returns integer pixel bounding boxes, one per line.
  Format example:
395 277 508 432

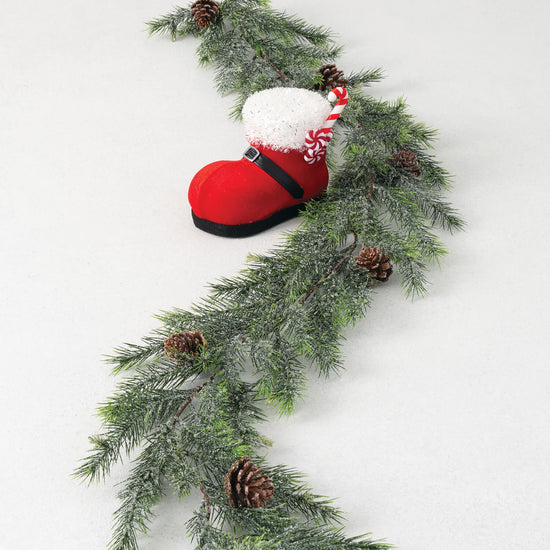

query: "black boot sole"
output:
191 203 307 238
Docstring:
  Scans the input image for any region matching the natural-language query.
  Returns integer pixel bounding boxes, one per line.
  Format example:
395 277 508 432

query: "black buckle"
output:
241 146 304 200
243 146 261 163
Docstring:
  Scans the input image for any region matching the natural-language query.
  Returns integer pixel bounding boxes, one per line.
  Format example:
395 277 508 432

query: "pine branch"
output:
199 484 212 521
172 370 220 425
75 360 197 483
259 50 290 81
107 336 165 374
109 432 172 550
147 6 198 41
299 224 359 305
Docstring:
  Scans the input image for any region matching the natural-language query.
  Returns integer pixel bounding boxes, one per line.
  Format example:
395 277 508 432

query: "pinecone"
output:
164 330 206 360
314 63 348 91
391 148 421 177
354 246 393 282
223 457 274 509
190 0 220 29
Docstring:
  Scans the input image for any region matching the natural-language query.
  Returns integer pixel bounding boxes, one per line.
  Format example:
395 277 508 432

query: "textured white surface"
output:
1 1 550 549
243 87 332 150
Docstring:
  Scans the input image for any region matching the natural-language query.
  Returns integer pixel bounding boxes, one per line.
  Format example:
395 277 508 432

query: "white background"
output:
1 1 549 548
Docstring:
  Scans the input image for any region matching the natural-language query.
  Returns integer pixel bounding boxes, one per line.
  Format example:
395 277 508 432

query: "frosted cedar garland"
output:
75 1 464 549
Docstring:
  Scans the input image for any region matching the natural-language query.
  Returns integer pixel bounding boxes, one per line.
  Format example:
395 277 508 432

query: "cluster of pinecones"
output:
390 148 421 177
224 457 274 508
354 246 393 282
190 0 220 28
314 63 348 91
164 330 206 360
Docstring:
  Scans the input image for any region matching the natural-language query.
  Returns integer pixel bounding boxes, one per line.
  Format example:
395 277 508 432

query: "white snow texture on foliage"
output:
242 88 332 151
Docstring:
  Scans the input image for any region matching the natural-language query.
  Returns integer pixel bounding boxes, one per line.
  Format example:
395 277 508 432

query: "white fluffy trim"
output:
242 88 332 151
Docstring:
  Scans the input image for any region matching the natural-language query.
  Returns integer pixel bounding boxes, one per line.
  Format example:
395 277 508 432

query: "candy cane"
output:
323 87 349 132
304 87 348 164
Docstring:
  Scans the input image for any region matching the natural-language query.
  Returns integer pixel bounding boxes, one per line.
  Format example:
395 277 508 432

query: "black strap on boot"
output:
243 146 304 199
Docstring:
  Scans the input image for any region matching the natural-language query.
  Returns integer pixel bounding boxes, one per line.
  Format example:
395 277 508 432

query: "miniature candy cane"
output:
304 87 348 164
323 86 349 132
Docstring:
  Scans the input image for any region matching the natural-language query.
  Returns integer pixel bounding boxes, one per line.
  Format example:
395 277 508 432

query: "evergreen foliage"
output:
77 1 463 548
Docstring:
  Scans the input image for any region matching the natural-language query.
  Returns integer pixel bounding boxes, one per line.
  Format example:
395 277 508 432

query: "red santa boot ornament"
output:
188 87 348 237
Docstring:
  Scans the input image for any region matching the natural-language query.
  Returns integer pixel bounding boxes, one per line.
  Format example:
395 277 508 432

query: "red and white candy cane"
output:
304 87 349 164
323 86 349 132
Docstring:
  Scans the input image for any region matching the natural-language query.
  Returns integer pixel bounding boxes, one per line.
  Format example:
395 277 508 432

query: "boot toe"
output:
189 159 291 227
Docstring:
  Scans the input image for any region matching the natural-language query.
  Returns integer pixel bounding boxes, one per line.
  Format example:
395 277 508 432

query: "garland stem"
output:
172 370 219 426
299 174 375 304
200 483 212 521
234 22 290 82
365 173 375 201
299 227 358 305
260 51 290 82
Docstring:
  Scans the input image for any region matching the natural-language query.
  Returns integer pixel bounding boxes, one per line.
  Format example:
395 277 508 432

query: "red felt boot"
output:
188 87 346 237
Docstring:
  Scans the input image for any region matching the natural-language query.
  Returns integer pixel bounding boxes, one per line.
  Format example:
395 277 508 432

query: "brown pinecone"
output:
224 457 274 509
354 246 393 282
164 330 206 360
190 0 220 29
391 148 421 177
314 63 348 91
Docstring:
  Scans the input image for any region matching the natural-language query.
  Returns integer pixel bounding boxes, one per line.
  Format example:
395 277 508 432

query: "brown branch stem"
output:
356 121 368 134
235 24 290 82
260 52 290 82
172 370 218 426
298 174 376 306
299 228 358 306
199 484 211 521
365 173 375 201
